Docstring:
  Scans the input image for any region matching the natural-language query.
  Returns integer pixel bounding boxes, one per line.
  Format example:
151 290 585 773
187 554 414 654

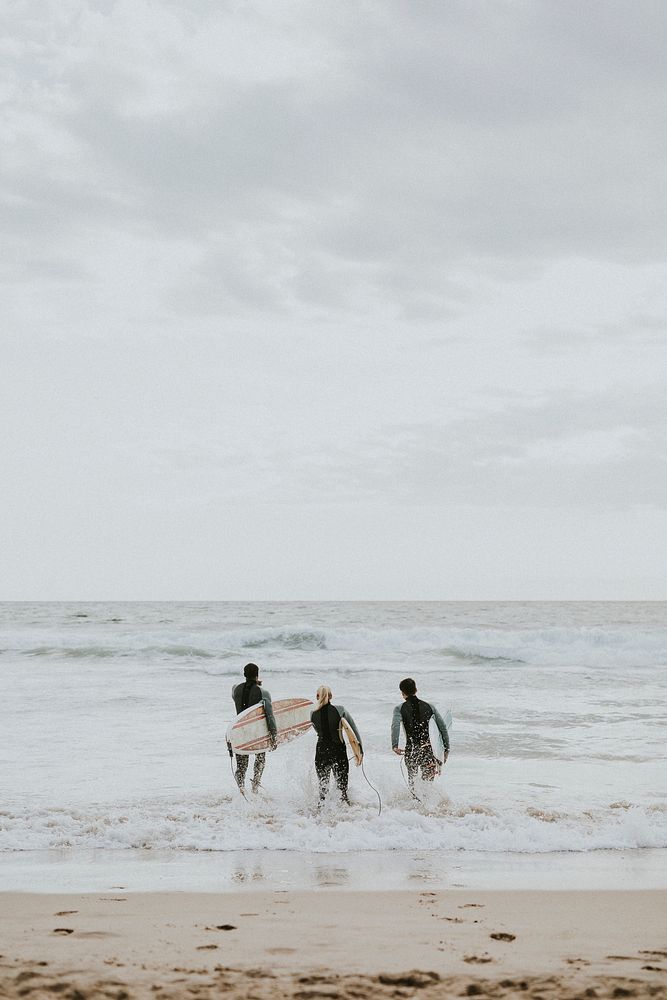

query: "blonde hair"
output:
316 685 333 709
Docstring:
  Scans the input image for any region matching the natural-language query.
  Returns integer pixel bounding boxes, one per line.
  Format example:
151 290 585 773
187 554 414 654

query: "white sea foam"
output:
2 796 665 854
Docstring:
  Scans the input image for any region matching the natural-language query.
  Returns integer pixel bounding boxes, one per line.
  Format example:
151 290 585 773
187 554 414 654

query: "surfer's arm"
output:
339 708 363 753
430 704 450 752
391 705 402 752
261 689 278 745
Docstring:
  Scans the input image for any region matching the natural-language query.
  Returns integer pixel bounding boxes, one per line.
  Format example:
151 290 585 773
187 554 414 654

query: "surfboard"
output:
340 717 362 766
430 707 453 763
227 697 314 754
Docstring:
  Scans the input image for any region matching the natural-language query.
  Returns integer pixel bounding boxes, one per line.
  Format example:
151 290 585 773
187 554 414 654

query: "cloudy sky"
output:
2 0 666 599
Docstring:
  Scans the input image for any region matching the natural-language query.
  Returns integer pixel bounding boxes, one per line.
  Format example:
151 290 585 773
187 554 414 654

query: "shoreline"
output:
2 847 666 893
1 889 666 999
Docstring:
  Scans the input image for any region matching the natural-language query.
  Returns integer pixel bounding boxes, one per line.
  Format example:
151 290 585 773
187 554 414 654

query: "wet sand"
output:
4 847 666 893
1 890 665 999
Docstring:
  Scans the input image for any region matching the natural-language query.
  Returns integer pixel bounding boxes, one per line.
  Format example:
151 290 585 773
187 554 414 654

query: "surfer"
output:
391 678 449 789
231 662 277 794
310 686 363 806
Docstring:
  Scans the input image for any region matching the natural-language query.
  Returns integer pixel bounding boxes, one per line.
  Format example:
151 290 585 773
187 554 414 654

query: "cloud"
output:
325 387 666 508
2 0 666 323
133 382 666 510
2 1 667 596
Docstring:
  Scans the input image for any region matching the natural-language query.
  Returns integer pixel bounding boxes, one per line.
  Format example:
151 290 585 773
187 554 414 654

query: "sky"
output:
2 0 666 599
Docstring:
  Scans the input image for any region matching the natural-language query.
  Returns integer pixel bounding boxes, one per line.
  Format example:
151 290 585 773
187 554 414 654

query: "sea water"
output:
1 602 665 889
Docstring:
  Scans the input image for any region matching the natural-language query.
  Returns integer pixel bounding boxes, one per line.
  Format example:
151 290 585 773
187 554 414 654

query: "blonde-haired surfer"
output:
311 687 363 805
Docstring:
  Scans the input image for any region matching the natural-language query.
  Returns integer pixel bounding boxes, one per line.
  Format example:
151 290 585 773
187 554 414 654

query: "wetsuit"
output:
310 704 362 804
231 680 277 793
391 696 449 787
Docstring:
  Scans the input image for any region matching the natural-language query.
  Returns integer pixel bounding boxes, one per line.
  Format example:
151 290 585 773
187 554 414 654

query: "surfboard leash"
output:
360 759 382 816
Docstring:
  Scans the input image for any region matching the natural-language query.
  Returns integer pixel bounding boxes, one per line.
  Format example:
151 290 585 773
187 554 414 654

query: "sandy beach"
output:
1 889 665 999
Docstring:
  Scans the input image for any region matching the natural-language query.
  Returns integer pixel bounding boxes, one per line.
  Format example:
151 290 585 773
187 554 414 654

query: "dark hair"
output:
243 662 259 680
399 677 417 697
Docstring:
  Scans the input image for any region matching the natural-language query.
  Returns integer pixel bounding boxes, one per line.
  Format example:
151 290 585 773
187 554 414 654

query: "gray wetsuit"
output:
391 696 449 786
231 680 277 792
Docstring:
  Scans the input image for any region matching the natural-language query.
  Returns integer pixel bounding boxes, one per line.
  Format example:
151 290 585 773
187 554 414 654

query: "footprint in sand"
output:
490 933 516 942
15 971 45 985
54 910 78 917
378 972 440 987
463 955 493 964
52 928 74 935
205 925 237 931
266 947 297 955
459 903 484 909
196 944 218 951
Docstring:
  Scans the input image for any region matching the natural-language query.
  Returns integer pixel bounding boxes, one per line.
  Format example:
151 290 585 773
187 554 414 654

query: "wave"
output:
24 645 120 659
17 644 228 661
1 797 664 854
6 624 667 667
242 630 327 650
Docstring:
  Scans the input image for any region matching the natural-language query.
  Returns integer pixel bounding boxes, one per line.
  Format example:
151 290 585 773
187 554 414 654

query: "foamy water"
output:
1 602 665 861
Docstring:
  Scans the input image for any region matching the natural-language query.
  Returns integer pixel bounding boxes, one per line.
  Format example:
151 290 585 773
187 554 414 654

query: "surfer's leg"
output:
251 752 266 793
315 744 331 802
420 744 438 782
333 748 350 803
234 753 249 790
404 744 418 789
318 768 330 802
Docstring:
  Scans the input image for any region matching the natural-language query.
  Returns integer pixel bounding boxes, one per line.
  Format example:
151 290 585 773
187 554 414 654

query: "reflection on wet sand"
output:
1 847 665 893
314 866 351 887
407 853 440 882
232 865 265 884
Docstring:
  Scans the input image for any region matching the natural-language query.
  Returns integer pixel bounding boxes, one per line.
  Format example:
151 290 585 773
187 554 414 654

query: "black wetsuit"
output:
231 680 276 793
310 703 354 803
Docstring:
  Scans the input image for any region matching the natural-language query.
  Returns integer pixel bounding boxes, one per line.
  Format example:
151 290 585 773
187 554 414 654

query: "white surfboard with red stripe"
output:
226 697 314 754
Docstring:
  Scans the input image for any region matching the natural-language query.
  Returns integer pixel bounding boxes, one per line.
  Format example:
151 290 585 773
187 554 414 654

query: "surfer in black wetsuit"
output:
231 662 277 794
310 686 363 805
391 677 449 789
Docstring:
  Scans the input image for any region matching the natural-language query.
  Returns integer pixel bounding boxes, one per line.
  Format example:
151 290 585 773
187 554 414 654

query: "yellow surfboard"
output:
340 717 362 766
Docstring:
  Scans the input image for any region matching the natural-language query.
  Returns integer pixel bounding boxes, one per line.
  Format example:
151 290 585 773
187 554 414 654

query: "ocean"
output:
1 601 665 889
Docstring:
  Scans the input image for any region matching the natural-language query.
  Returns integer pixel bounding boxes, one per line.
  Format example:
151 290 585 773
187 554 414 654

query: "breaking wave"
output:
5 624 666 667
1 797 665 854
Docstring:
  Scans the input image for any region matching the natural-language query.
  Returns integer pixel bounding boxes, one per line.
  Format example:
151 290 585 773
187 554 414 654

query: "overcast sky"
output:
2 0 666 599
